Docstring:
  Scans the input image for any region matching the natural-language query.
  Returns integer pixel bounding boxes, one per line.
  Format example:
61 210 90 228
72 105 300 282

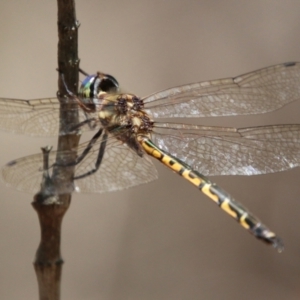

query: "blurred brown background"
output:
0 1 300 299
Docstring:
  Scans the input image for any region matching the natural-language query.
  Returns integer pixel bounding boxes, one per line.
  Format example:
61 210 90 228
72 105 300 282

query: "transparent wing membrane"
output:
152 123 300 176
3 123 300 193
144 62 300 118
0 97 97 136
2 136 158 194
73 141 157 193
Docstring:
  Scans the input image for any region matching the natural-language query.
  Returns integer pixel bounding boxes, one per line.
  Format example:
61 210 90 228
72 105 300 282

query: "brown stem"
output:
32 1 80 299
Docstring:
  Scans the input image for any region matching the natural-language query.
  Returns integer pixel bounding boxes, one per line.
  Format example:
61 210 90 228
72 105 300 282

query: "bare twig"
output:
32 1 80 299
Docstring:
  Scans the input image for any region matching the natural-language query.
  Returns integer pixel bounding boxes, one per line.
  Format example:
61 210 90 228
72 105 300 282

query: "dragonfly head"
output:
79 72 119 99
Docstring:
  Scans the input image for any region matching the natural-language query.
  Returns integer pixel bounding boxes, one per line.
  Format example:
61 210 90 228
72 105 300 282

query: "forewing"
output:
144 62 300 118
152 123 300 175
0 97 96 136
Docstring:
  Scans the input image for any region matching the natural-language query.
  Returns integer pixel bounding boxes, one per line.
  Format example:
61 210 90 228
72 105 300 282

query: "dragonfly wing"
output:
1 137 158 194
73 138 158 193
143 62 300 118
1 151 53 193
0 97 97 136
152 123 300 175
0 97 61 136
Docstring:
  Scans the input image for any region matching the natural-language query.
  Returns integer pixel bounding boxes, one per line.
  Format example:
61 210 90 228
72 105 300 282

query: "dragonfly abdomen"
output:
139 136 284 252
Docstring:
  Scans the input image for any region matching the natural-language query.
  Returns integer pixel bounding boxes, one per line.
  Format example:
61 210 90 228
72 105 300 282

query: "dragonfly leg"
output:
83 111 98 130
58 70 96 113
66 117 98 133
74 131 108 179
140 137 284 252
55 128 103 168
79 68 89 76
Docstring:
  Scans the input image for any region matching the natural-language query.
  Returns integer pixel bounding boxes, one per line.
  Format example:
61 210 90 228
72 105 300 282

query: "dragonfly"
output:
2 62 300 252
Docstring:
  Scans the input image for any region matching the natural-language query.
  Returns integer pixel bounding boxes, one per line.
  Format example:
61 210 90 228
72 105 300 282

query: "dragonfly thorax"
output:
99 93 154 156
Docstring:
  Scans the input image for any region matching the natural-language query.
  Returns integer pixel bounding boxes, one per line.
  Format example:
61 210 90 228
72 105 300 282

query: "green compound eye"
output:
79 73 119 99
79 74 96 98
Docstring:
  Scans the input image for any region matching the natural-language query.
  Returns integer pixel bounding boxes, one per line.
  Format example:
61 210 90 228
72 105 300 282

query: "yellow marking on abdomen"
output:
264 231 276 239
239 213 250 229
182 170 203 186
161 156 182 172
144 145 162 159
161 154 204 187
202 184 219 203
220 199 238 219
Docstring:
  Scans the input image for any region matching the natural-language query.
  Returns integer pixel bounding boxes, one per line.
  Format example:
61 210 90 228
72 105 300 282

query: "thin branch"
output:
32 1 80 299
